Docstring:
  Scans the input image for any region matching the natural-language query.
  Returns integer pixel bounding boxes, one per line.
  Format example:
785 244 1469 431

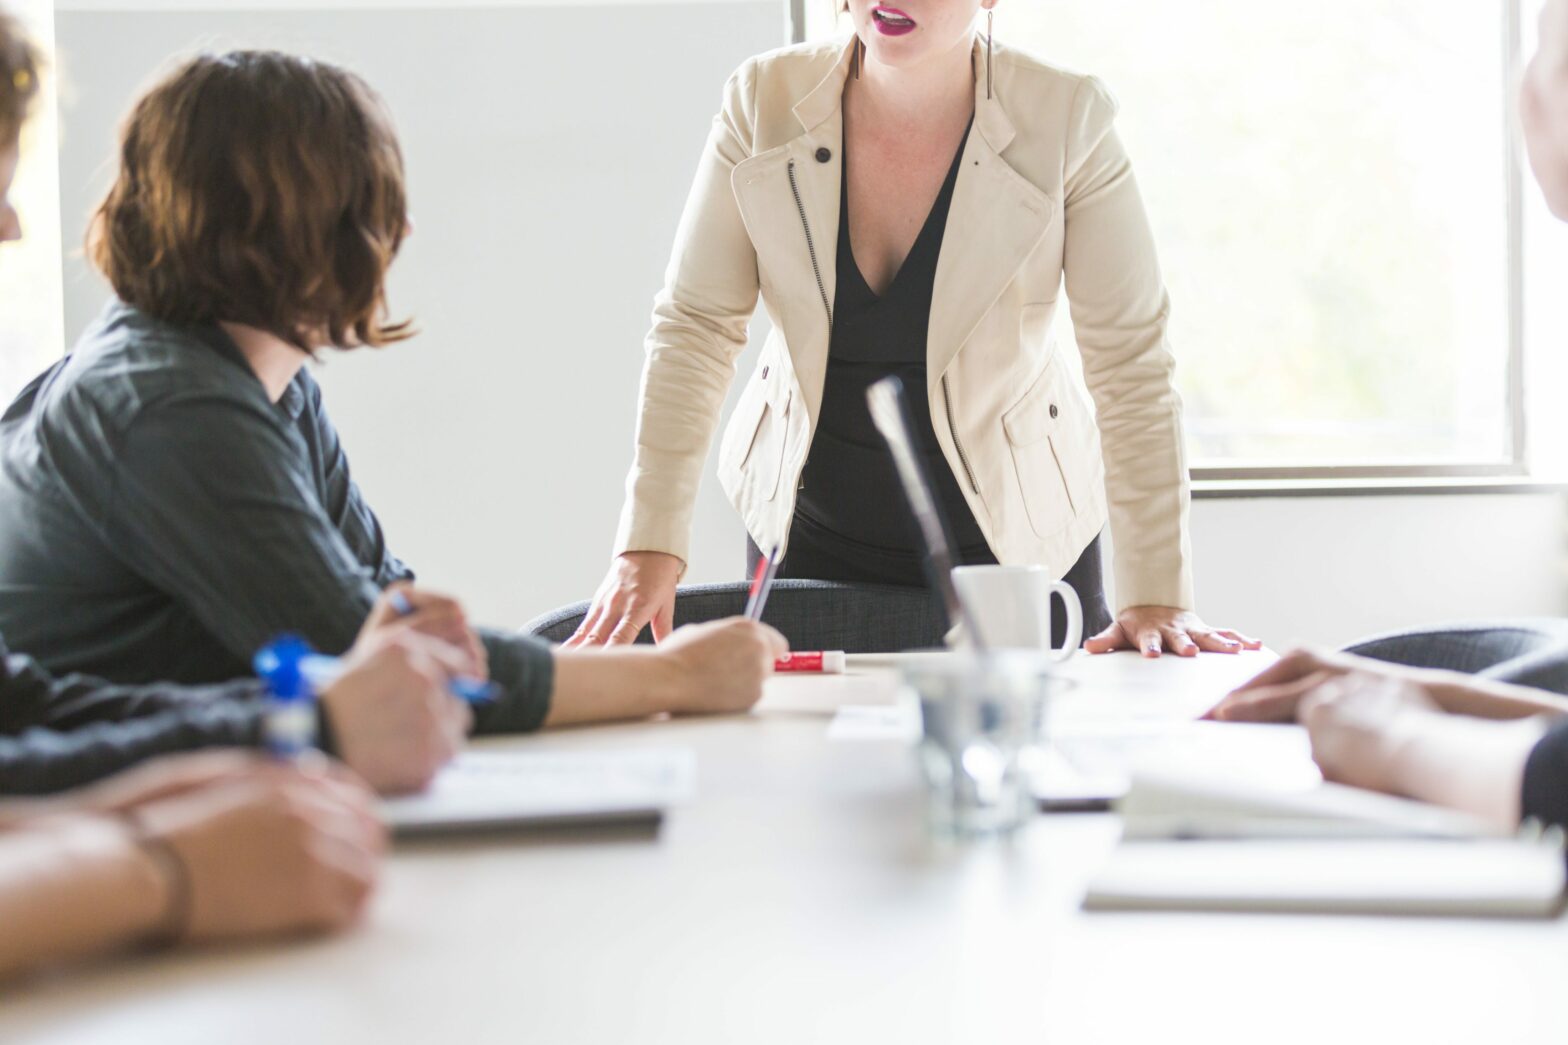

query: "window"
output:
0 0 62 405
800 1 1553 479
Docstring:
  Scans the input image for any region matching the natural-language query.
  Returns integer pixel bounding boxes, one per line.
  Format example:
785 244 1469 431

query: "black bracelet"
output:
119 812 194 947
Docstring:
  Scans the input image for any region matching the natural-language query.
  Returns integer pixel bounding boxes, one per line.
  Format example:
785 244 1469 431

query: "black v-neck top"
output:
785 118 996 586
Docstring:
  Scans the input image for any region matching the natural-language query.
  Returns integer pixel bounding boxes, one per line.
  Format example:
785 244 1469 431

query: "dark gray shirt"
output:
0 637 269 795
0 301 552 736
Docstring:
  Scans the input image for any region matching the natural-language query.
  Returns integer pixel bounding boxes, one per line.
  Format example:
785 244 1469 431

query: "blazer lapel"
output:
928 42 1056 388
728 40 857 425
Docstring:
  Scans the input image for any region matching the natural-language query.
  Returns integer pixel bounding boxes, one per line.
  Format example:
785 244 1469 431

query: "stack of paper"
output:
1084 773 1566 917
379 747 697 836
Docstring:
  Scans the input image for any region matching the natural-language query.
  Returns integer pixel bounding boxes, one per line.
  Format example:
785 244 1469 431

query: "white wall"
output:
56 1 777 631
51 1 1568 651
1188 494 1568 649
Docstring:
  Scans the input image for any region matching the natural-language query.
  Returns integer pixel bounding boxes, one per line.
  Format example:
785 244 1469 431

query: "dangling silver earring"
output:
986 9 994 100
855 36 864 79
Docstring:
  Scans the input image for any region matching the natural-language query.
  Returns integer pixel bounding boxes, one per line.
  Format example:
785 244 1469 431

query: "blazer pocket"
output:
739 389 791 502
1001 371 1077 540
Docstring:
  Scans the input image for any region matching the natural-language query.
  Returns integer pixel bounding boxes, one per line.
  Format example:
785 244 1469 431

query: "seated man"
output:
1209 0 1568 831
0 49 786 738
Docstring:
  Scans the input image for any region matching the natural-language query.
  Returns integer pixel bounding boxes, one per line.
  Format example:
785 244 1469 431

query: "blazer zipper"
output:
787 160 833 329
942 375 981 495
787 158 832 495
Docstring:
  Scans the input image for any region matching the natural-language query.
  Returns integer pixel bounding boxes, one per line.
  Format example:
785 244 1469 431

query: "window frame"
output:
788 0 1536 493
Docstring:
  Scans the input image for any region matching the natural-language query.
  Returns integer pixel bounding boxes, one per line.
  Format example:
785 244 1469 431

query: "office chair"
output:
523 579 948 653
1345 619 1568 696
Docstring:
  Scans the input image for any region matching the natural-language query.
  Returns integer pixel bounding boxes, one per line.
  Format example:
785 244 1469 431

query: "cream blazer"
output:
614 36 1194 611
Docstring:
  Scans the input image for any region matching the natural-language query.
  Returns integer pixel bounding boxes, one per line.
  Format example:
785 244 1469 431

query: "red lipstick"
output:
872 5 917 36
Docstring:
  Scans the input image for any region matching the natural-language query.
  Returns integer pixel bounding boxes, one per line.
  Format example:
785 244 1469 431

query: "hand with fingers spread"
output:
359 583 488 681
566 552 683 648
1084 606 1262 659
319 631 474 795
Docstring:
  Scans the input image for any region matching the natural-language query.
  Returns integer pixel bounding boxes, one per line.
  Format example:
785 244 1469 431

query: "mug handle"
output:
1045 581 1083 662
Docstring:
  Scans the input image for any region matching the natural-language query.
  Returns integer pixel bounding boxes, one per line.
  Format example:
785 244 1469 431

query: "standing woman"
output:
573 1 1255 657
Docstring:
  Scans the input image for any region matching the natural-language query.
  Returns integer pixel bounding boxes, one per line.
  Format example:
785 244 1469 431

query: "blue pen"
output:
255 636 320 758
381 588 499 704
258 635 498 709
298 652 499 705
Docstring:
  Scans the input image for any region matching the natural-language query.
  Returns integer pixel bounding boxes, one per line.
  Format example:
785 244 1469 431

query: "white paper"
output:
1084 838 1567 917
827 703 922 742
379 747 697 834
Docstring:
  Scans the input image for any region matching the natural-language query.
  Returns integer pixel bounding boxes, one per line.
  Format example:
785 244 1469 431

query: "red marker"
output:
774 651 846 674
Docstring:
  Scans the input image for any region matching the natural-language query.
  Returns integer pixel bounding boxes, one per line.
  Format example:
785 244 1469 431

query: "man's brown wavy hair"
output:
88 51 412 351
0 8 40 147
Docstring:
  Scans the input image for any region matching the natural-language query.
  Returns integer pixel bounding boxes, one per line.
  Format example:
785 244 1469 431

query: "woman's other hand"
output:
566 552 684 647
1084 606 1261 658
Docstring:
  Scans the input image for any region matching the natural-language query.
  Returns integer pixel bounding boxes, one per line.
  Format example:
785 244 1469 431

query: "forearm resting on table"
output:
0 817 168 980
543 649 678 728
1389 715 1550 830
1421 672 1568 720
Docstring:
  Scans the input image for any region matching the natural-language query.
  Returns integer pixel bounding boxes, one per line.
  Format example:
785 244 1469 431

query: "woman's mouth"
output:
872 6 917 36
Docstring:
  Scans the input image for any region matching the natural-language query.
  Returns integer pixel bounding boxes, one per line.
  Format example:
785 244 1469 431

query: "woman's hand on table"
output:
1084 607 1261 658
566 551 684 647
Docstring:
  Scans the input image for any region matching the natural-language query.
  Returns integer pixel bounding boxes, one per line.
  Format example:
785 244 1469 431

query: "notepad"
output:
1083 838 1567 917
379 747 697 836
1083 773 1567 917
1036 721 1323 811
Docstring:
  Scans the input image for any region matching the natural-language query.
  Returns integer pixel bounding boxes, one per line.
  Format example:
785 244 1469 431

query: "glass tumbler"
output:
902 652 1071 838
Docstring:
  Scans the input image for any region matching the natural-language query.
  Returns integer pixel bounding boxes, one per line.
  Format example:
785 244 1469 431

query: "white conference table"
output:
3 651 1566 1045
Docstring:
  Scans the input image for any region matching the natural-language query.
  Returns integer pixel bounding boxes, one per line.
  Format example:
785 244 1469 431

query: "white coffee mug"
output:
950 565 1084 660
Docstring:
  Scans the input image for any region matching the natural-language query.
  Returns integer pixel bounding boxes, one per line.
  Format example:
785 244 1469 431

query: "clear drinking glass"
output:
902 652 1071 838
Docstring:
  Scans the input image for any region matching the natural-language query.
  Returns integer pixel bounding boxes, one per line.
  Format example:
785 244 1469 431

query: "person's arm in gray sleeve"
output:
0 650 272 795
108 396 555 735
471 630 555 735
1521 719 1568 831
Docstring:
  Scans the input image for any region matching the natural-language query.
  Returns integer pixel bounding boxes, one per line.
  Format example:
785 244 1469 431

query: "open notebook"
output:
379 747 698 836
1083 773 1567 918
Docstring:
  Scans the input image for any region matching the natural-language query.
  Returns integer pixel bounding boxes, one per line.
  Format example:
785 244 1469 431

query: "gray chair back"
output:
523 580 948 653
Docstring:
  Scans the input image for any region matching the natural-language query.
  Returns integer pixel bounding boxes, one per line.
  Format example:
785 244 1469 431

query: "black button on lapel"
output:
815 147 832 163
1049 404 1059 419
